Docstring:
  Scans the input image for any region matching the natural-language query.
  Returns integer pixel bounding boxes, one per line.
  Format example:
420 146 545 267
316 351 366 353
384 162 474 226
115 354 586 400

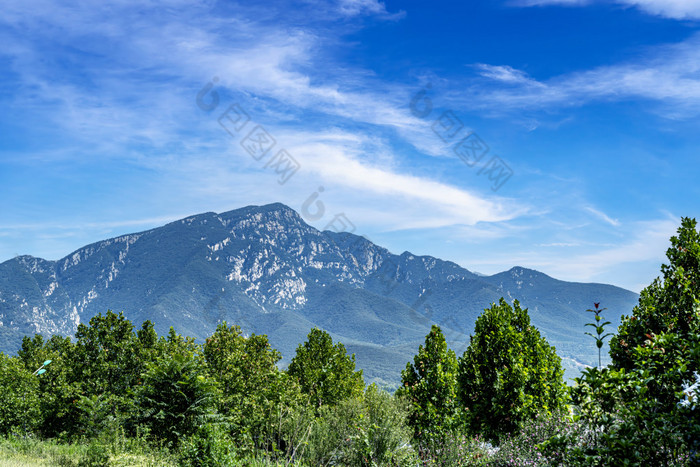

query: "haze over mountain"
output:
0 203 639 387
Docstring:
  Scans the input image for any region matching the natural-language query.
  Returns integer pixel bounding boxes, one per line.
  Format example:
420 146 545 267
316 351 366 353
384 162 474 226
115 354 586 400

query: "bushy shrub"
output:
178 422 237 466
492 408 580 466
355 384 416 466
566 364 693 466
282 385 416 466
417 431 491 466
77 440 110 467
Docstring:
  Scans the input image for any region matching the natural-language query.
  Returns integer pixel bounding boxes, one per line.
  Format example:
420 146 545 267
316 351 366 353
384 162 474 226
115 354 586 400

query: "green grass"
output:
0 434 176 467
0 434 308 467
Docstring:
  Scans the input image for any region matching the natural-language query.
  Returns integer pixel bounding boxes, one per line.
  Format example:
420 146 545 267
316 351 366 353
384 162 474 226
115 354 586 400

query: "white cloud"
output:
0 0 517 244
466 33 700 116
515 0 700 19
476 64 546 87
337 0 403 18
273 129 528 229
585 207 621 227
626 0 700 19
0 0 435 159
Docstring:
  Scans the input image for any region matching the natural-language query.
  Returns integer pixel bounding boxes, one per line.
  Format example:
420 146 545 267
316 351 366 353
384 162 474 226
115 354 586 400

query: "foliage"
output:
414 431 491 466
178 422 237 467
18 333 81 437
69 312 165 438
610 218 700 410
493 408 579 466
0 432 177 466
397 325 461 442
203 322 302 454
287 327 364 408
294 384 417 466
78 439 110 467
567 334 698 465
72 311 143 398
74 393 129 441
610 217 700 383
458 298 568 443
135 351 219 447
585 302 613 369
357 384 416 466
0 352 41 435
567 218 700 464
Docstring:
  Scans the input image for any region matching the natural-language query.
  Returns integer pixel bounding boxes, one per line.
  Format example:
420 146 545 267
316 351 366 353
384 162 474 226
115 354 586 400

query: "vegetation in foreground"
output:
0 217 699 466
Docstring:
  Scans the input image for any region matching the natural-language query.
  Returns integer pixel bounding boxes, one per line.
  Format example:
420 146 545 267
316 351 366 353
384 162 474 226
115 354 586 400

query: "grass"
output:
0 434 304 467
0 434 176 467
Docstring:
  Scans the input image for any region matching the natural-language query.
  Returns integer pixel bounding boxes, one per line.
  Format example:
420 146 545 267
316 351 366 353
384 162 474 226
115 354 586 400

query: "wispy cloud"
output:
585 207 621 227
0 0 435 158
465 32 700 116
463 215 678 292
514 0 700 20
336 0 405 19
475 64 546 87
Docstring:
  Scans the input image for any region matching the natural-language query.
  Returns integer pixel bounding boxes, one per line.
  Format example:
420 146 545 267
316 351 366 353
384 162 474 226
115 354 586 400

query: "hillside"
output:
0 203 639 386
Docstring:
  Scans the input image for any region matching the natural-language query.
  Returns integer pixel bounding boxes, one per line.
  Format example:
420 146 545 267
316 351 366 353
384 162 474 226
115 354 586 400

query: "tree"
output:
610 217 700 405
136 351 219 446
568 218 700 463
458 298 567 442
396 325 460 440
0 353 41 435
287 328 364 408
203 322 301 453
18 333 80 437
568 335 697 465
72 311 142 397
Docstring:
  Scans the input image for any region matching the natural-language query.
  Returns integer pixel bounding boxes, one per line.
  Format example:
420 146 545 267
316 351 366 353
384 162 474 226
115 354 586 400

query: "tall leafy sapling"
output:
585 302 613 368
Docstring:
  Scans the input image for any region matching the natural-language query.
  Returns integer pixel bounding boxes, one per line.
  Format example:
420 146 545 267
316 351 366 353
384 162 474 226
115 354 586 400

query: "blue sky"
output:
1 0 699 293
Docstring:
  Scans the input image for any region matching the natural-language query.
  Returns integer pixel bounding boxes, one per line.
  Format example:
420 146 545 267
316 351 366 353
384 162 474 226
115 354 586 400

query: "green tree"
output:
458 298 568 442
18 333 80 437
568 218 700 463
136 351 219 446
287 328 364 408
162 326 200 358
568 336 697 465
0 353 41 435
397 325 460 441
70 311 161 437
610 217 700 405
203 322 302 453
72 311 142 397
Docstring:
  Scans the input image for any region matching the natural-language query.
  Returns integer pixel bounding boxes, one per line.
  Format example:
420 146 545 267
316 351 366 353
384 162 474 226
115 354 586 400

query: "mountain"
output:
0 203 639 387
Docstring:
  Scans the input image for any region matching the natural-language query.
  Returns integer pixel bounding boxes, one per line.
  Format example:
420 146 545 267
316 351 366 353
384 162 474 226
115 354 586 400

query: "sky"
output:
1 0 699 293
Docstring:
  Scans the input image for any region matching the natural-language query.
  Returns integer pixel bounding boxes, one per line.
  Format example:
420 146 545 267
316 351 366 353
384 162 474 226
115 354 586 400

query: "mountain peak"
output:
507 266 549 278
218 203 306 225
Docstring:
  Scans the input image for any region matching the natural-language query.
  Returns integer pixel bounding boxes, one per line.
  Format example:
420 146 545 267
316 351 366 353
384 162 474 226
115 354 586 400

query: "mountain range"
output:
0 203 640 387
